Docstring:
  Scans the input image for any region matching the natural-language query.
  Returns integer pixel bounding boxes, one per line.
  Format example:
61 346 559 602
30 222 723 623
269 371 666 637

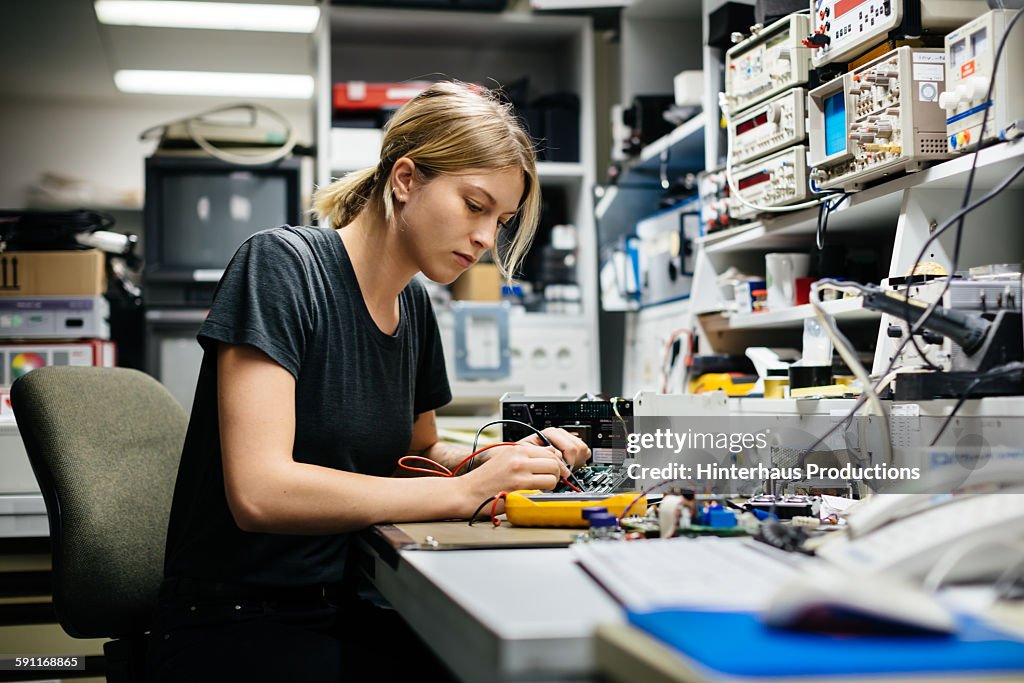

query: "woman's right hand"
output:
460 442 569 507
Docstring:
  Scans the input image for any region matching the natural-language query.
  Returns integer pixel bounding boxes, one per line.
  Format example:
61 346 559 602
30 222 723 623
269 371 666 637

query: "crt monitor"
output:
823 91 847 158
144 155 301 283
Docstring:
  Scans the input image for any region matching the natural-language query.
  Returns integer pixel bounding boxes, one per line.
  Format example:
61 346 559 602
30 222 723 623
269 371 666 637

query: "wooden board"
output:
370 520 581 552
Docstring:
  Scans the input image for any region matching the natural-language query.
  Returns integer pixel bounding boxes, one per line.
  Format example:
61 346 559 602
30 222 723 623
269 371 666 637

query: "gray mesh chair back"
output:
11 366 187 640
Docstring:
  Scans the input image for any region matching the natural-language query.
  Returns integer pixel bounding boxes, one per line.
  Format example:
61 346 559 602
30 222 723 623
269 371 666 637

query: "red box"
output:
332 81 432 113
795 277 818 306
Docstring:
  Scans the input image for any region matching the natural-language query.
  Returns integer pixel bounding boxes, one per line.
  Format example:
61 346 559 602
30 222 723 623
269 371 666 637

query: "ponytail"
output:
312 166 380 229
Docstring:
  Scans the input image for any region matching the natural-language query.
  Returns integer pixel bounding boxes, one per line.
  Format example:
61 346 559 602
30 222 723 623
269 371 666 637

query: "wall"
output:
620 17 703 104
0 96 314 210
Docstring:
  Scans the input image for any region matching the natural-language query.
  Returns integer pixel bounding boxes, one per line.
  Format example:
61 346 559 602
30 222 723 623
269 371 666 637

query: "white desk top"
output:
366 544 622 683
401 548 623 639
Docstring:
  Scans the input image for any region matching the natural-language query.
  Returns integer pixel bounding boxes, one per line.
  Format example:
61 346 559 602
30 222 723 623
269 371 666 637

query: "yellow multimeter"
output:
503 490 647 528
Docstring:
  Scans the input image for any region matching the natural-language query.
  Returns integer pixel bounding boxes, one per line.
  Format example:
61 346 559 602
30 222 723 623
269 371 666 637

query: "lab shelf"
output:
722 297 878 331
699 139 1024 255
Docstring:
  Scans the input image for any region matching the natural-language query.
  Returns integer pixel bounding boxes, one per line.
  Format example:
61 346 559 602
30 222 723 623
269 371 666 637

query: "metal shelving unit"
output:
314 6 601 400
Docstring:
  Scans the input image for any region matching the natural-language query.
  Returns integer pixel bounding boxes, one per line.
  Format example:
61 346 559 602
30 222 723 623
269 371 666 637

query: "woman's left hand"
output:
517 427 590 471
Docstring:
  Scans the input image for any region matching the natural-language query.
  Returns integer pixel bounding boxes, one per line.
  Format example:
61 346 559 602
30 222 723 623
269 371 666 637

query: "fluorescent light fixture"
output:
114 70 314 98
95 1 320 33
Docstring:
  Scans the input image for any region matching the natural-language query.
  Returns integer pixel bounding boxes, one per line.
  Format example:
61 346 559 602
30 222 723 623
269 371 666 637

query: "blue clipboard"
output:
627 608 1024 678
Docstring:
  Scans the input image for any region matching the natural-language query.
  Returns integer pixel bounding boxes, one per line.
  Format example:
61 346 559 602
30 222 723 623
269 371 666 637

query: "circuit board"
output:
559 464 632 494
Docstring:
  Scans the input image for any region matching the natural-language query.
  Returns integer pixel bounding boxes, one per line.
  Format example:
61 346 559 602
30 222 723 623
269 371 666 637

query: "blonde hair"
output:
313 81 541 280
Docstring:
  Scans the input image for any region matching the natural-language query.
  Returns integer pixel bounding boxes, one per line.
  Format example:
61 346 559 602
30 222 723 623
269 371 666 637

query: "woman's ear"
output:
391 157 416 202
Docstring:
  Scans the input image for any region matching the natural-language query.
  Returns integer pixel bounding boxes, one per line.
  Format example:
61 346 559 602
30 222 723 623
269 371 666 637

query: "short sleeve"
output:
198 229 313 379
412 283 452 415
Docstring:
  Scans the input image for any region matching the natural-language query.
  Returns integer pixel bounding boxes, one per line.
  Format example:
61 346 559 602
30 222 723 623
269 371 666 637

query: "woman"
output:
148 82 590 681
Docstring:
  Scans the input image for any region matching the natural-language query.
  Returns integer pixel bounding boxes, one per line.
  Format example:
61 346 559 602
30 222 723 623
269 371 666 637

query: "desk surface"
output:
371 520 581 550
361 524 622 683
363 523 1024 683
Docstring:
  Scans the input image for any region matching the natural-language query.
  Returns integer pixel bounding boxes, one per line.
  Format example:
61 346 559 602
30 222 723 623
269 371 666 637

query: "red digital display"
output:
736 112 769 136
738 171 771 190
835 0 868 19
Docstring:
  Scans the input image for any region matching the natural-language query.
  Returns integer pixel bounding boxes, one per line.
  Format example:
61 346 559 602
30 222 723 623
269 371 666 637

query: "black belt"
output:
160 577 337 605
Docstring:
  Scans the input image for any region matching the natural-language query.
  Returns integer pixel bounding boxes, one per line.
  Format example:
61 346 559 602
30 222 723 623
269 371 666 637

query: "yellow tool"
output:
503 491 647 528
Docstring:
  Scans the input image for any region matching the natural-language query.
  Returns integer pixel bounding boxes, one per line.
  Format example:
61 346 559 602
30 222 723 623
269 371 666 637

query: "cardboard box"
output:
451 263 502 302
0 250 106 296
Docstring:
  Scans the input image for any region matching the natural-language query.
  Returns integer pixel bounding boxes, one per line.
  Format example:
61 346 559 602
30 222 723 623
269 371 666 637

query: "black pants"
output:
147 580 456 682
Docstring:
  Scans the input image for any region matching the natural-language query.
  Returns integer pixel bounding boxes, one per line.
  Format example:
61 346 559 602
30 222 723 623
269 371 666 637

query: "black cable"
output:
467 418 585 490
798 149 1024 465
870 9 1024 387
468 418 551 473
815 198 831 252
815 192 848 251
903 281 944 372
929 362 1024 446
929 377 985 447
897 155 1024 357
901 9 1024 356
815 200 828 251
471 419 554 455
790 165 1015 464
793 150 1024 466
467 495 499 526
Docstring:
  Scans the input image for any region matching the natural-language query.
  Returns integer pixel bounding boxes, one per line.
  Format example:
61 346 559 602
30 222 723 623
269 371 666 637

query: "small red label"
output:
835 0 866 19
961 60 976 78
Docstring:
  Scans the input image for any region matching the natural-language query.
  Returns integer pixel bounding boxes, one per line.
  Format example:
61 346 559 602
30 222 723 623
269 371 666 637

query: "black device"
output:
528 92 580 163
143 155 302 306
501 395 633 467
862 285 992 356
890 310 1024 399
708 2 757 50
755 0 809 25
862 283 1024 399
621 95 676 156
862 284 1023 372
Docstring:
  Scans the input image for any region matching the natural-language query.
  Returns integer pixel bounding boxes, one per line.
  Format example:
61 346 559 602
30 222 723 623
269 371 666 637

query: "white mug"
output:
765 253 810 310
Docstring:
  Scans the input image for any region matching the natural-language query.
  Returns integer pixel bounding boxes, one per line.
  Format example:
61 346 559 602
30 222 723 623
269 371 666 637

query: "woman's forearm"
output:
230 458 483 535
418 440 474 474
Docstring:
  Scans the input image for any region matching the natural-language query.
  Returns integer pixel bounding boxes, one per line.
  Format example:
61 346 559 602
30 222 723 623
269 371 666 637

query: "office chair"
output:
11 366 188 683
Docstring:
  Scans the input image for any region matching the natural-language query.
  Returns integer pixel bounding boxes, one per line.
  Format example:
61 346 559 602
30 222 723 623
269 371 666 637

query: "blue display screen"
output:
824 92 847 157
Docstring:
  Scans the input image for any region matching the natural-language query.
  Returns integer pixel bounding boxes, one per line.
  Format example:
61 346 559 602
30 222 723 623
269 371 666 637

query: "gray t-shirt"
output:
163 225 451 587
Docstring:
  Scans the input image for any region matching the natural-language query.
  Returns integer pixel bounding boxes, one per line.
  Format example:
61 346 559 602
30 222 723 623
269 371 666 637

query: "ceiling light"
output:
113 70 315 98
95 1 320 33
